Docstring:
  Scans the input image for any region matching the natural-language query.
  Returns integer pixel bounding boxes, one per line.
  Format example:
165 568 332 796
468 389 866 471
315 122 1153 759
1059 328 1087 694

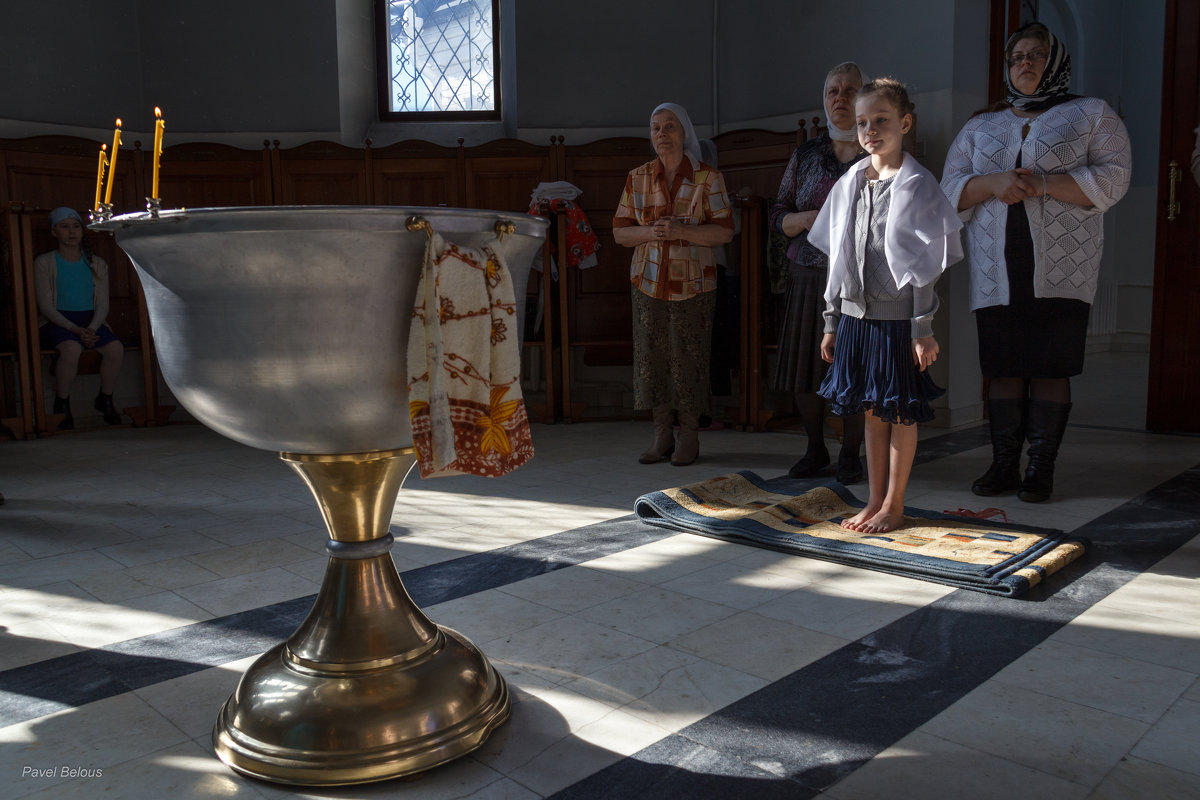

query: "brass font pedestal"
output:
212 449 510 785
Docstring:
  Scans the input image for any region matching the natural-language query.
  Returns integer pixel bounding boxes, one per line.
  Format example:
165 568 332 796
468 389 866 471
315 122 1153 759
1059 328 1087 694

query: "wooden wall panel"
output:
461 140 553 212
711 128 798 200
1 136 140 214
275 141 369 205
557 138 649 367
156 142 271 209
370 139 462 208
373 163 460 207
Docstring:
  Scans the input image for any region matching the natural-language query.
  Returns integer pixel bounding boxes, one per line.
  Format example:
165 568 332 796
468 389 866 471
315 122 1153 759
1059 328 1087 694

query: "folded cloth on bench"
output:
407 230 534 478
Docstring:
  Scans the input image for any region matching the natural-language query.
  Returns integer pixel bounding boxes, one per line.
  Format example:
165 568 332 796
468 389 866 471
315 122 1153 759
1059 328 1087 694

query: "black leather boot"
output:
1018 400 1071 502
94 391 122 425
971 398 1025 496
53 395 74 430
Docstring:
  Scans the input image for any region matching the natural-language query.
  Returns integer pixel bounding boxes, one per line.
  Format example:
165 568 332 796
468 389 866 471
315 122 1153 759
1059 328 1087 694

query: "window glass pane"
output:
384 0 496 114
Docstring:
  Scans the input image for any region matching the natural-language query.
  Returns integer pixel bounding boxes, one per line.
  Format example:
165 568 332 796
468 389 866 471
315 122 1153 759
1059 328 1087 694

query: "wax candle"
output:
151 108 164 199
103 119 122 206
93 144 108 212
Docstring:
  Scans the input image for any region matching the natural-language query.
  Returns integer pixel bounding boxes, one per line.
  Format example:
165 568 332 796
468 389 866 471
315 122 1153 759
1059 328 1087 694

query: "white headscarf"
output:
824 62 869 142
651 102 703 164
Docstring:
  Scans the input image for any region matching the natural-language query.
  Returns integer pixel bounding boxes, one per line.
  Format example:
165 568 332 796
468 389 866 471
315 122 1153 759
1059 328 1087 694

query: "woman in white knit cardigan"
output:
941 22 1131 503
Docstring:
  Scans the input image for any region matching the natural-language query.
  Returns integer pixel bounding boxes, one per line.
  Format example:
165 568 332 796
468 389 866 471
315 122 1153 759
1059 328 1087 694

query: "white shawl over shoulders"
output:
810 153 963 305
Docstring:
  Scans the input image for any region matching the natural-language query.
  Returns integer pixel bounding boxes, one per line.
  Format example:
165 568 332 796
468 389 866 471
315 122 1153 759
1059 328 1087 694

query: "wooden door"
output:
1147 0 1200 431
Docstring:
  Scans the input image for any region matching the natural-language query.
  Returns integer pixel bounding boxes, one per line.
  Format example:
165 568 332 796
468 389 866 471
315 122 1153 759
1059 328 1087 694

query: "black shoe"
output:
53 395 74 430
94 392 122 425
836 453 864 484
972 462 1021 496
788 450 830 479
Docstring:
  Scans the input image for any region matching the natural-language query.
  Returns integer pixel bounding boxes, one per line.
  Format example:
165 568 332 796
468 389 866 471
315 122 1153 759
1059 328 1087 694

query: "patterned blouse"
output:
613 156 733 301
770 134 865 268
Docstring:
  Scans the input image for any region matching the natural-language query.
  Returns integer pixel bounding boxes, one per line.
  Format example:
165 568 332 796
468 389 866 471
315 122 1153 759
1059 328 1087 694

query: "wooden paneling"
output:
370 139 462 208
711 128 798 199
462 139 553 212
156 141 272 209
1 136 139 214
274 140 369 205
558 137 650 368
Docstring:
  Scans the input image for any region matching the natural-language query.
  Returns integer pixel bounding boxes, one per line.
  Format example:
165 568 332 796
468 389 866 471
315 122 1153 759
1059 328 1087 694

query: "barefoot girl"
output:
808 78 963 533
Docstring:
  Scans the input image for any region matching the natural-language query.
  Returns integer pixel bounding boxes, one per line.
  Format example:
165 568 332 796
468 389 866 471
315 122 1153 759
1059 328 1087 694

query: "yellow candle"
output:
93 144 108 212
151 107 164 199
103 119 122 206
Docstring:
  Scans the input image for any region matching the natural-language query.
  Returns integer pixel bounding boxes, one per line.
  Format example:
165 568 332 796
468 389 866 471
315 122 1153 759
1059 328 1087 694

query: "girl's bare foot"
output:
841 503 881 531
857 510 906 534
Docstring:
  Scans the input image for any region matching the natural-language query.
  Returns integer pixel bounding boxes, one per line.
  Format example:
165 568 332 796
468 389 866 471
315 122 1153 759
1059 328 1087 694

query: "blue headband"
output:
49 207 83 229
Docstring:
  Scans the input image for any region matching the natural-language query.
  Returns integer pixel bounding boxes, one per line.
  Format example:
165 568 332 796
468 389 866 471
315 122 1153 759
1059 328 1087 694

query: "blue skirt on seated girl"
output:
39 309 121 349
819 314 944 425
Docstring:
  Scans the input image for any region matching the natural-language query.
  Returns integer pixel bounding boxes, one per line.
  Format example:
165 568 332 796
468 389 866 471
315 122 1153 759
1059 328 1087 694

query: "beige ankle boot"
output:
638 405 676 464
671 411 700 466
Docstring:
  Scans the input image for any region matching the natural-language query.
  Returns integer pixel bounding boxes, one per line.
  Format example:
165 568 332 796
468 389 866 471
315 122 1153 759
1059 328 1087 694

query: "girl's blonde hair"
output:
858 77 915 117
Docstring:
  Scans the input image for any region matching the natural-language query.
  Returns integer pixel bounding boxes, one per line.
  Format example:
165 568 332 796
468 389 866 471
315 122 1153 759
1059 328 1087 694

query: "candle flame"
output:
101 144 107 152
116 118 122 127
154 107 162 119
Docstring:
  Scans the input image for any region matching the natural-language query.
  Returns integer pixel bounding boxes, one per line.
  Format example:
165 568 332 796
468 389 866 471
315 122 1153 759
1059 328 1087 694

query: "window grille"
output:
378 0 501 120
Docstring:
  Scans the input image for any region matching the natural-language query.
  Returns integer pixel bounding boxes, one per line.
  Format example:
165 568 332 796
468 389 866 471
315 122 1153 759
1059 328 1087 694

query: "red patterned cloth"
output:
528 198 600 271
407 232 534 478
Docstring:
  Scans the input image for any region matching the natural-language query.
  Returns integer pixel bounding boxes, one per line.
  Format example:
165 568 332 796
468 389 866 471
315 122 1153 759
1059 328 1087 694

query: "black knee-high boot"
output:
971 398 1025 496
1019 400 1072 503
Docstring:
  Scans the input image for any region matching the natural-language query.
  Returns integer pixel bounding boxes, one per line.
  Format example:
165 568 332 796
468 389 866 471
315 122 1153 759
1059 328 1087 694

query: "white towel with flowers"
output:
407 230 534 478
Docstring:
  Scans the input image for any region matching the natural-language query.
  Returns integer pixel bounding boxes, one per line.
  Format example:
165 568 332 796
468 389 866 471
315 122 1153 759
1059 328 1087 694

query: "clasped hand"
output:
992 167 1043 205
651 217 686 242
76 327 99 347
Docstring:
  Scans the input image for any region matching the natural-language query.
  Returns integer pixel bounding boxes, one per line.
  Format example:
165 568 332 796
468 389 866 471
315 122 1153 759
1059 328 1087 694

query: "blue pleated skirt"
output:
818 315 943 425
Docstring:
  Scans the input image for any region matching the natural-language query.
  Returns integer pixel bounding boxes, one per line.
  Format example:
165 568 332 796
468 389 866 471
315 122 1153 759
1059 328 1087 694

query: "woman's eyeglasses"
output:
1008 49 1049 67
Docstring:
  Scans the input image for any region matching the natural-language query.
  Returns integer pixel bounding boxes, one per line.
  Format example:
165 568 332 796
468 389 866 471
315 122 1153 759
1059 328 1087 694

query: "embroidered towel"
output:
407 230 534 478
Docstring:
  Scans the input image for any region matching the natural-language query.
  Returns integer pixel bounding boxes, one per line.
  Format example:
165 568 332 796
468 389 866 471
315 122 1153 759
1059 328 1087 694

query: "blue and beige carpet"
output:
636 471 1087 597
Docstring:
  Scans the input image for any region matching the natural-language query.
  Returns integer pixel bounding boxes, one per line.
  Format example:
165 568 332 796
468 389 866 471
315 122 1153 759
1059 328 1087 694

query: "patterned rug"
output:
634 471 1087 597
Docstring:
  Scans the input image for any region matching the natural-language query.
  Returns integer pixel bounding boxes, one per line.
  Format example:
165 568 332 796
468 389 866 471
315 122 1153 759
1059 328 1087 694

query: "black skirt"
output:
976 201 1090 378
771 263 828 394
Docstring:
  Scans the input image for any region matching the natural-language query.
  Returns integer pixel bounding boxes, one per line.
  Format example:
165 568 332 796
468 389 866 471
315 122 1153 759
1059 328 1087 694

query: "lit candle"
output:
93 144 108 212
151 107 164 199
103 119 122 206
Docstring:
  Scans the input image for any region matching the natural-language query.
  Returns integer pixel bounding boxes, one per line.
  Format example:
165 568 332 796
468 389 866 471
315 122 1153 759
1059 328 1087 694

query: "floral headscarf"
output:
1004 22 1075 112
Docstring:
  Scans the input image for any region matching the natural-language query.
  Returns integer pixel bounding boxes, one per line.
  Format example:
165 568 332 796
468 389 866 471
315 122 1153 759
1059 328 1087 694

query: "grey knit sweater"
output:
823 175 938 339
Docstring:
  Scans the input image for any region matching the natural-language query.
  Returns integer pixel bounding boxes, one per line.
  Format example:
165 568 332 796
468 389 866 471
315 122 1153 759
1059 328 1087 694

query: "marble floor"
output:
1 353 1198 799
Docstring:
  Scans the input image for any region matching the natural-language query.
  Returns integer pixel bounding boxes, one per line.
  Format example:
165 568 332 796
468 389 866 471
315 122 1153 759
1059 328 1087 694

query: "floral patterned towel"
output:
407 231 534 478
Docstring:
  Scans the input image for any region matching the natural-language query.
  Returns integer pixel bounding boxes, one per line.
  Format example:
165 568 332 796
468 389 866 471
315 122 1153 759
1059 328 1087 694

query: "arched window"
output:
376 0 501 120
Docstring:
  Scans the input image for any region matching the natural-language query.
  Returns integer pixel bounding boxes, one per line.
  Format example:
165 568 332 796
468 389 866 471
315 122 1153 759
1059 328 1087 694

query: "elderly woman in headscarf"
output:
613 102 734 466
942 22 1131 503
770 61 869 484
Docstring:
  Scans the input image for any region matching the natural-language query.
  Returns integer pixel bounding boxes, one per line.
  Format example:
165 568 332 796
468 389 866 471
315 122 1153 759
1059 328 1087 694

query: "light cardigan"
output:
810 152 963 322
940 97 1131 310
33 251 110 331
